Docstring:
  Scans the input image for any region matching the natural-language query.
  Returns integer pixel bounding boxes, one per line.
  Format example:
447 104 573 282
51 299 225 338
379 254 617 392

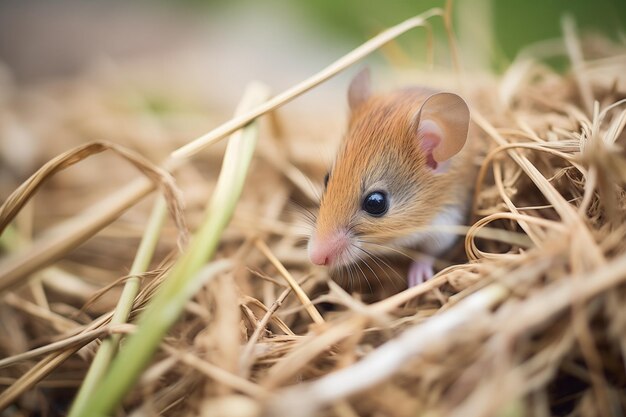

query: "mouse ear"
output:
414 92 470 170
348 68 371 110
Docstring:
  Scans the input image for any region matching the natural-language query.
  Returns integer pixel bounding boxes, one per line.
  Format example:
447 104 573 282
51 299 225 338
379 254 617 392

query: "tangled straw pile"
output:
1 12 626 417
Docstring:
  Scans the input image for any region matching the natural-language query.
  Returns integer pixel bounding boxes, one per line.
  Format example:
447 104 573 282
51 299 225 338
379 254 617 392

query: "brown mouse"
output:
308 68 475 287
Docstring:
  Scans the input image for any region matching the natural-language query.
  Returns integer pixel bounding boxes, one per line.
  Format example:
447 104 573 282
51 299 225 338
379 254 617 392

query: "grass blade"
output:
73 81 271 417
67 197 168 417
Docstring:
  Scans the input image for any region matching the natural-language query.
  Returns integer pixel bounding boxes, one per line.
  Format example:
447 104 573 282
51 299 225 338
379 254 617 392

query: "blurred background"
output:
1 0 624 83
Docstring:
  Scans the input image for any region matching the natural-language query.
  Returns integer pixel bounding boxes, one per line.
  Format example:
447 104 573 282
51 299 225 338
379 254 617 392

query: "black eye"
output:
362 191 388 217
323 172 330 188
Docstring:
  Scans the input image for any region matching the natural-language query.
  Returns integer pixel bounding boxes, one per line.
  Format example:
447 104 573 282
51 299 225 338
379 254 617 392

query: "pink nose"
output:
311 252 330 266
309 232 349 266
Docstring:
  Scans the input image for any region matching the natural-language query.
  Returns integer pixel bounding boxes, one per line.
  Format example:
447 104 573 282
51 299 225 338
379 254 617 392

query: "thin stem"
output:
68 197 168 417
170 9 442 160
255 239 324 325
76 82 271 417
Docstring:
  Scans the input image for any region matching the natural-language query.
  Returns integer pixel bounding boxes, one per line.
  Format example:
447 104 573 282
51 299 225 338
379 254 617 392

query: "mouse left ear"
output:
348 68 371 111
414 92 470 170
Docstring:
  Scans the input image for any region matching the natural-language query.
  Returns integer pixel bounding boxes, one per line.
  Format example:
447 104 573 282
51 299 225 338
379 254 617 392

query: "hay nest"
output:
0 16 625 417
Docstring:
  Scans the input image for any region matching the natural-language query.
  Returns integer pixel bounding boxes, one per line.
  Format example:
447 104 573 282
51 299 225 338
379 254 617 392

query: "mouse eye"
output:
362 191 388 217
323 172 330 188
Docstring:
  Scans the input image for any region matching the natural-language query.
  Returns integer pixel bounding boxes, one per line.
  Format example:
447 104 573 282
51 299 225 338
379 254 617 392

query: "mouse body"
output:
308 69 475 287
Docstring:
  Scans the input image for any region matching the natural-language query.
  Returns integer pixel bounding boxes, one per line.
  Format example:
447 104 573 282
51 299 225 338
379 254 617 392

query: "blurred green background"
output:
0 0 624 82
178 0 626 70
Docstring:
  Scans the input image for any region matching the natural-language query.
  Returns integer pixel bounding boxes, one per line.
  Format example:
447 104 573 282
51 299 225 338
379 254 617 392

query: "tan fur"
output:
315 88 476 255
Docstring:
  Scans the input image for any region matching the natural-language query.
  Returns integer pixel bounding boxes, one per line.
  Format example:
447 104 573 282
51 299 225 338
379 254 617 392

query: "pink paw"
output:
407 257 434 287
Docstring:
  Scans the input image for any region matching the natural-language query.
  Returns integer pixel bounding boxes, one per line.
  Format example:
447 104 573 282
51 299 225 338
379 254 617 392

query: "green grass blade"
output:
68 196 168 417
75 81 270 417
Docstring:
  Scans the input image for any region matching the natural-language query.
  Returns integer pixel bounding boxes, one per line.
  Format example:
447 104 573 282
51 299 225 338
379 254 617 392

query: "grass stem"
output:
75 81 271 417
68 197 168 417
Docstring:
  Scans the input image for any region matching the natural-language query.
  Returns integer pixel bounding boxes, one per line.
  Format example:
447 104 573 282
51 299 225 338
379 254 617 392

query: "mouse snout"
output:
308 231 350 267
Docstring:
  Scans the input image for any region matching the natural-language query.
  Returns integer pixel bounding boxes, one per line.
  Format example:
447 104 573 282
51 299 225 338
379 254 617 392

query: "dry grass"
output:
1 9 626 417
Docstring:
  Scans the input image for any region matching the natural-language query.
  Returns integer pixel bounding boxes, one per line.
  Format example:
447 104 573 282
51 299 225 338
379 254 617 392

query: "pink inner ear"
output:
419 120 443 170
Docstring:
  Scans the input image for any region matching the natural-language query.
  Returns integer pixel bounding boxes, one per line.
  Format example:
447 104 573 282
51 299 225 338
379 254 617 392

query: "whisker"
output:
346 222 360 235
353 246 385 288
355 246 404 291
353 256 373 294
342 263 355 291
357 253 383 290
360 240 416 261
287 199 318 224
348 262 359 292
302 173 323 202
335 267 344 288
362 249 403 279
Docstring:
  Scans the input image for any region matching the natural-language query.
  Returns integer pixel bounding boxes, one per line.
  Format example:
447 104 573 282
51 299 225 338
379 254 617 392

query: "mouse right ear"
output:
414 92 470 170
348 68 371 110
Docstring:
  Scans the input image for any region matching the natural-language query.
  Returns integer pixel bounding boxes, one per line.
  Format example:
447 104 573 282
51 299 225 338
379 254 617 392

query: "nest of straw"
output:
1 13 625 417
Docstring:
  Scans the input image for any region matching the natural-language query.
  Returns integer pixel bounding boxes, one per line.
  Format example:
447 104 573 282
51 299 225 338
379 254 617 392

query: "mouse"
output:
308 68 475 288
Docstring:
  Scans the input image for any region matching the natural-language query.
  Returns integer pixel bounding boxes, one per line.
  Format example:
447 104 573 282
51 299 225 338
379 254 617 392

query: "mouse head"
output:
308 68 470 268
